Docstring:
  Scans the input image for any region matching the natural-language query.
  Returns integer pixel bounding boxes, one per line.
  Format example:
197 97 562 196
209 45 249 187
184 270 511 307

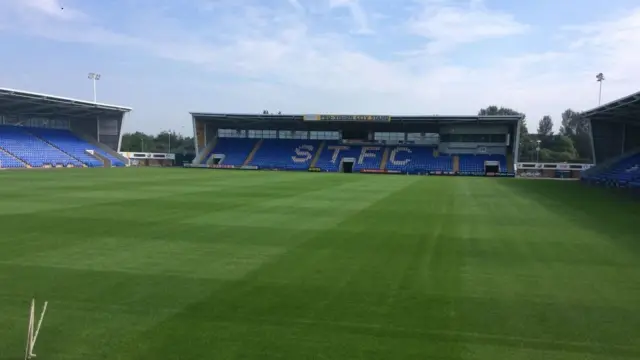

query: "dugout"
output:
516 163 593 178
189 112 523 173
119 152 175 166
0 88 131 164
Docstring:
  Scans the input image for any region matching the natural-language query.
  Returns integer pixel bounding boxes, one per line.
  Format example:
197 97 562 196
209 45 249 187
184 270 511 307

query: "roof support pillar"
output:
513 118 522 165
117 112 126 153
621 122 627 155
587 117 597 164
192 114 199 155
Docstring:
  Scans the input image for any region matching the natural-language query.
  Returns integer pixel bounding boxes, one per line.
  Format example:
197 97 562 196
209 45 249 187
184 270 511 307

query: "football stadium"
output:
0 86 640 359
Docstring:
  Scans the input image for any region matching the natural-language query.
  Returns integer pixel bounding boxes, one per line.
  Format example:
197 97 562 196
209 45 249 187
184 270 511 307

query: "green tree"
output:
120 132 155 152
120 131 195 154
537 115 554 136
559 109 592 161
546 135 577 155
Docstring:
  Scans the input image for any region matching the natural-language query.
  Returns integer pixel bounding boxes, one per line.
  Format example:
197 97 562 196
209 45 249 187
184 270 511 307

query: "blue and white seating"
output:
583 153 640 188
251 139 321 170
0 126 126 168
196 138 509 174
459 154 507 174
0 126 82 167
0 149 26 168
204 138 257 165
26 128 104 167
386 146 453 173
314 143 384 172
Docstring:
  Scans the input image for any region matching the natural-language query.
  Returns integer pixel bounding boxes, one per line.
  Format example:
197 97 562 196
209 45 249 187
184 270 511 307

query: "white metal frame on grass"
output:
25 298 48 360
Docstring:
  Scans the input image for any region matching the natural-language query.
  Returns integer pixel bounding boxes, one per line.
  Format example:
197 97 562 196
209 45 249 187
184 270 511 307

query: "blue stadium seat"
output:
196 139 508 174
250 139 321 170
0 150 27 168
459 154 507 174
0 126 83 167
584 153 640 187
314 143 383 172
26 127 106 167
386 146 452 173
204 138 257 165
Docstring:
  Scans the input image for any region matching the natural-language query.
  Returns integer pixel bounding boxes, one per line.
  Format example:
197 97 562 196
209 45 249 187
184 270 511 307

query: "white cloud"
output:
1 0 640 134
408 0 529 54
17 0 86 20
329 0 373 34
287 0 305 12
565 9 640 85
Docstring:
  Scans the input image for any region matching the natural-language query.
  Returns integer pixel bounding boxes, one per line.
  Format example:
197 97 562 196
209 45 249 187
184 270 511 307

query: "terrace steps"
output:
380 147 390 170
0 146 31 168
205 137 219 165
243 139 263 166
453 155 460 173
27 130 88 167
310 141 325 168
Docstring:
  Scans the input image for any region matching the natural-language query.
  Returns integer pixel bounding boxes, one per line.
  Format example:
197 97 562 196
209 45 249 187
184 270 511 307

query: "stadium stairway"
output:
453 155 460 173
27 127 124 167
197 137 218 165
24 128 89 167
314 144 363 172
0 125 82 167
208 138 257 166
0 146 30 168
244 139 263 166
310 141 325 168
314 144 390 172
71 130 128 167
380 147 390 170
204 138 219 165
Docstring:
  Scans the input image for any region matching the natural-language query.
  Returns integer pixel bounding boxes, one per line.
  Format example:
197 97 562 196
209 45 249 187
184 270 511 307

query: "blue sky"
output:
0 0 639 134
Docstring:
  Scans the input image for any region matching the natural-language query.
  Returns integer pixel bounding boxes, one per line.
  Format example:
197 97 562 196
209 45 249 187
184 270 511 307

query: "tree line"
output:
120 131 195 154
478 106 592 163
121 107 594 163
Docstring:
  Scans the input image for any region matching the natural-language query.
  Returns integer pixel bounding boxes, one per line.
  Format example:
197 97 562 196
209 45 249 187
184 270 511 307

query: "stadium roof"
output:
0 87 132 119
190 112 522 127
583 90 640 124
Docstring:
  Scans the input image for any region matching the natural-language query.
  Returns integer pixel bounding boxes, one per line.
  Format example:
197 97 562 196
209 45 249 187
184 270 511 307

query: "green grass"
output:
0 168 639 360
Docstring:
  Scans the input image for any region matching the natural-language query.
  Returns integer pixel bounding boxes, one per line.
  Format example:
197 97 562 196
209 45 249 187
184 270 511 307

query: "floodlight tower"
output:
88 72 101 103
536 139 542 163
167 126 186 154
596 72 605 106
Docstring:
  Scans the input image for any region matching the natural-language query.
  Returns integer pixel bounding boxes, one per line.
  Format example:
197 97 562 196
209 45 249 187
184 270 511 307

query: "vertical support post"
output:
587 118 597 165
192 115 198 156
93 78 97 103
96 115 101 143
117 113 126 153
513 117 523 170
621 123 627 156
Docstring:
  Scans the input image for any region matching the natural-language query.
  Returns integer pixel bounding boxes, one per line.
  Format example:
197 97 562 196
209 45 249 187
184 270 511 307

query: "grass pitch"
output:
0 168 639 360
